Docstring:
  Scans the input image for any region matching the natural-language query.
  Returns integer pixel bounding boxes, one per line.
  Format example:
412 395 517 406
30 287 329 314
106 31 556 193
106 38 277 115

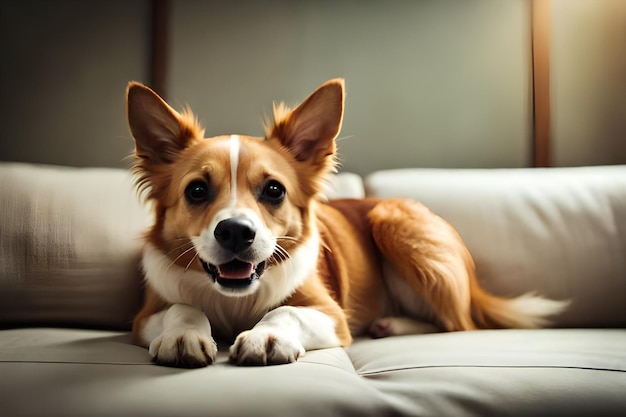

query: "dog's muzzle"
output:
200 216 267 289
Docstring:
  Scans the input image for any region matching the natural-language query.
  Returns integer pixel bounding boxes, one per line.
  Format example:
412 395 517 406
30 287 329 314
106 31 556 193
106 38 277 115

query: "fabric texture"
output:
0 163 152 329
365 166 626 328
1 328 624 417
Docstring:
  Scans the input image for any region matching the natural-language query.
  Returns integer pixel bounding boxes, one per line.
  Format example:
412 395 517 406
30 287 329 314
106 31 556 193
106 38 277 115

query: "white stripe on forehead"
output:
228 135 240 208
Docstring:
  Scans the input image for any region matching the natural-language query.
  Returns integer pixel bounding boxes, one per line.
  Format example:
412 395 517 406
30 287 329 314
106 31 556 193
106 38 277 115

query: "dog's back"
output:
319 197 569 337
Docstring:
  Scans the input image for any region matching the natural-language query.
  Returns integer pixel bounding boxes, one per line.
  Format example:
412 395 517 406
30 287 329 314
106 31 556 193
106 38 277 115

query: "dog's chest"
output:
201 297 270 341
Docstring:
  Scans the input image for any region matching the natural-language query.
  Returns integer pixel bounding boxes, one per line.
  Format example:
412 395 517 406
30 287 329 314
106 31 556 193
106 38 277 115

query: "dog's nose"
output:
214 217 257 254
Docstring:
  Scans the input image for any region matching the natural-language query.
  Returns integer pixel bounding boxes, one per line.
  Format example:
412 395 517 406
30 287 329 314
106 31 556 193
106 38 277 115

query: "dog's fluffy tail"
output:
470 283 569 329
368 198 568 332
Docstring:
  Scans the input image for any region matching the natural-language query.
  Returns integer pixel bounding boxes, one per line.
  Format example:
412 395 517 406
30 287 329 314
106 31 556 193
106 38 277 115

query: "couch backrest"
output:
3 162 624 329
365 166 626 328
0 163 365 329
0 163 152 329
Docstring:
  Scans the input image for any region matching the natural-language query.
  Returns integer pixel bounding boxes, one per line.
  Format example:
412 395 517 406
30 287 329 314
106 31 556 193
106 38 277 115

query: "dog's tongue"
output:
218 260 254 279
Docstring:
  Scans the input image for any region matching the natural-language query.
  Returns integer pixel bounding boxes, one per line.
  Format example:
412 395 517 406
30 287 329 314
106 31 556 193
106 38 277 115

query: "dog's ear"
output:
126 82 204 165
266 79 344 170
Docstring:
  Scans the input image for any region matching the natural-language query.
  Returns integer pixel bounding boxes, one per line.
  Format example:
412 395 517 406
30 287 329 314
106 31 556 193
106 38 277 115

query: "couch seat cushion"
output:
1 328 625 417
0 328 384 417
349 329 626 416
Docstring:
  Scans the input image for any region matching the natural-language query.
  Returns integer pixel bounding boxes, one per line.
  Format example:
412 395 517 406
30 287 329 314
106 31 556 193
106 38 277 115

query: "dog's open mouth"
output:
200 259 266 289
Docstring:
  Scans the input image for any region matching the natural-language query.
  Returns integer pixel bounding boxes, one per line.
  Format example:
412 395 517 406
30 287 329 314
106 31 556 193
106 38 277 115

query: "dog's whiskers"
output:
167 243 198 272
274 236 303 244
276 246 290 260
335 134 355 143
270 242 291 264
164 239 194 257
185 251 200 271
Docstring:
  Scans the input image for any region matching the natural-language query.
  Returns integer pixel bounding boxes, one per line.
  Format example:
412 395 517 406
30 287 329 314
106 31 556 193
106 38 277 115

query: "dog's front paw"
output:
149 329 218 368
229 329 305 366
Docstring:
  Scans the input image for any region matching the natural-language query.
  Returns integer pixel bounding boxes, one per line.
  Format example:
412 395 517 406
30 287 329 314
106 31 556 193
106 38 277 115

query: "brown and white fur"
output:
127 78 567 367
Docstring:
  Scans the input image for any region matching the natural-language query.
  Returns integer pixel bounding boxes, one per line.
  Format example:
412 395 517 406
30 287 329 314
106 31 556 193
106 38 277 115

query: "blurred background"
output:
0 0 624 176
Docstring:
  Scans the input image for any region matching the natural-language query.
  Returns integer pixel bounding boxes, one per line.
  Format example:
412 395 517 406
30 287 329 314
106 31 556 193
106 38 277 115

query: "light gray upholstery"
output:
1 162 625 416
0 163 151 329
1 327 624 417
365 166 626 328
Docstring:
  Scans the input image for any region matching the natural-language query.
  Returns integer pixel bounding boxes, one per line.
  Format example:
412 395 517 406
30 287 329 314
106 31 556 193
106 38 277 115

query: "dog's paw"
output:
149 329 218 368
229 328 305 366
369 317 439 338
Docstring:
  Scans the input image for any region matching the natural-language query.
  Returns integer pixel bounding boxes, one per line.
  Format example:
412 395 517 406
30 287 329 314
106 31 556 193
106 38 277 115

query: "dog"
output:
126 78 567 367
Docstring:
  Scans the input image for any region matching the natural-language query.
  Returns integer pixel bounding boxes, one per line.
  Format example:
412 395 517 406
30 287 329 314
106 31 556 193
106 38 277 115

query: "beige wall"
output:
0 0 149 168
170 0 532 176
0 1 624 173
552 0 626 167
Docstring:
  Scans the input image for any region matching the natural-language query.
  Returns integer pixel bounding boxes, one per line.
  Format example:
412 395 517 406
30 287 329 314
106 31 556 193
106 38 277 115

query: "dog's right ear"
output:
126 82 204 165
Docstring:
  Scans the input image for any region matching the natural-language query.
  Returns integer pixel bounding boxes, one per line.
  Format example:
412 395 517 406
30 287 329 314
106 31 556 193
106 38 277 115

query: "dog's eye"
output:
261 180 286 204
185 181 211 204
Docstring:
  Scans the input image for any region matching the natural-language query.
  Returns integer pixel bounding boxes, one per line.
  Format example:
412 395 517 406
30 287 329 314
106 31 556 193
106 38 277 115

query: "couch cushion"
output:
0 328 387 417
348 329 626 417
0 163 152 329
323 171 366 199
1 328 624 417
364 166 626 328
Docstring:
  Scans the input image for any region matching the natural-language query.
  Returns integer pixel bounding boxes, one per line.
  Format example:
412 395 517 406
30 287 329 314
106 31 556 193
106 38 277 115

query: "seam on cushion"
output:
299 351 360 375
299 359 360 376
358 364 626 377
0 358 362 374
0 360 154 365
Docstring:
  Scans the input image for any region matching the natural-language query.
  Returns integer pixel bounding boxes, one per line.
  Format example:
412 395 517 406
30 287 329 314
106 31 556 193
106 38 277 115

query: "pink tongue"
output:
218 260 254 279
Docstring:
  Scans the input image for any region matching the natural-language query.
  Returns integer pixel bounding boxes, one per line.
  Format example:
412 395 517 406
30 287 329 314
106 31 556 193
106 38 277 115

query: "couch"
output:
1 162 625 417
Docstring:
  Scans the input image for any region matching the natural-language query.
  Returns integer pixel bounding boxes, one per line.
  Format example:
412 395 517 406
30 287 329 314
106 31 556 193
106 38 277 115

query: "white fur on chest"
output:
141 234 319 340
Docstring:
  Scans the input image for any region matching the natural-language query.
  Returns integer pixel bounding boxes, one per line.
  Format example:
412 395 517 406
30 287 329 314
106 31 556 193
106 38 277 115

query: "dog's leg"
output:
139 303 218 368
229 306 342 366
369 198 478 332
229 274 350 366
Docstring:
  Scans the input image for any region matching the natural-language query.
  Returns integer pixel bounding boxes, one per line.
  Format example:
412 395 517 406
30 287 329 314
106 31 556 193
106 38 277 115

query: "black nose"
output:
214 217 257 254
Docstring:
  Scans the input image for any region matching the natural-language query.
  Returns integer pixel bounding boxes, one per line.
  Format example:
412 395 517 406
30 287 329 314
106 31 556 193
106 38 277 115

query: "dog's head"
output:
127 79 344 297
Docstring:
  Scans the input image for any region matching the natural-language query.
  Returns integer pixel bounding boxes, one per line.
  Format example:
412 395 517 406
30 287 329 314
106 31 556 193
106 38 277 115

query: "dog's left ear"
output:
267 79 344 169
